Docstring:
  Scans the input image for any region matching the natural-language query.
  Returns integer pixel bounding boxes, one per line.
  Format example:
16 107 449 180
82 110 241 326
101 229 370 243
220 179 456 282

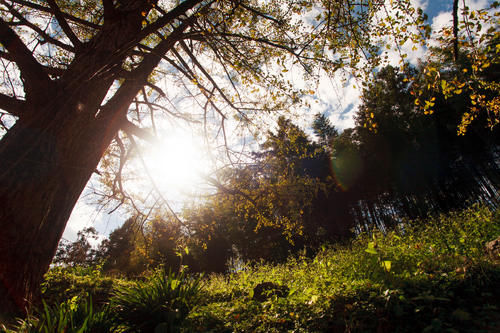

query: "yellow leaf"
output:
382 260 392 272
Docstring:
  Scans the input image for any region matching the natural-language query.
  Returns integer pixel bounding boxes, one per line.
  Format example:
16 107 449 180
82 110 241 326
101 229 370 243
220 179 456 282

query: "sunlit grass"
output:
11 205 500 332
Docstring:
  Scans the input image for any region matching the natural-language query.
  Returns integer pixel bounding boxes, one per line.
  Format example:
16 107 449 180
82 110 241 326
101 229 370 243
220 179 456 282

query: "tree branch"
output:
120 119 157 143
136 0 205 42
126 132 188 228
0 93 25 117
0 18 51 96
9 0 101 29
46 0 82 48
3 1 75 52
102 0 117 21
98 14 197 125
238 2 284 25
179 40 241 112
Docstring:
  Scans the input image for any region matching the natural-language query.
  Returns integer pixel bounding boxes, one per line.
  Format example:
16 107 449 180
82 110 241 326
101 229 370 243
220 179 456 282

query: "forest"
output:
53 63 500 275
0 0 499 331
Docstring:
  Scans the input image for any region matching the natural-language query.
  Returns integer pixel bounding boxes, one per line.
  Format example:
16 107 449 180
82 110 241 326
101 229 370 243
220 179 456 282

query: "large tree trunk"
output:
0 90 119 316
0 3 154 317
0 0 199 317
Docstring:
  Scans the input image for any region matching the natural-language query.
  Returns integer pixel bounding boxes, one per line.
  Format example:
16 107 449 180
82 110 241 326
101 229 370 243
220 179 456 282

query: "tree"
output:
100 217 145 276
0 0 426 314
312 113 338 148
413 1 500 133
336 64 499 231
53 227 100 267
186 117 349 263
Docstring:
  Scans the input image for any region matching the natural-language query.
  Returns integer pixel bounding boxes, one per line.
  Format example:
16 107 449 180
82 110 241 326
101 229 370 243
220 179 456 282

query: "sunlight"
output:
141 128 211 201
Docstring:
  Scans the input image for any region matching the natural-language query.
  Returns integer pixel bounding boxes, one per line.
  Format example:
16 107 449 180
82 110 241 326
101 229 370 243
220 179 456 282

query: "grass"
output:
6 204 500 332
185 204 500 332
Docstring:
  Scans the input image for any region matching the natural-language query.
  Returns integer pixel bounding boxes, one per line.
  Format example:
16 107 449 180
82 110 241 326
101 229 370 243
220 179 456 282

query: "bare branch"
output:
179 40 241 112
98 15 197 125
113 134 126 200
0 93 25 117
134 100 200 123
136 0 205 41
168 48 228 119
9 0 101 29
141 87 157 135
238 2 284 25
146 82 166 97
46 0 82 48
126 131 188 228
0 18 51 97
2 1 75 52
121 119 157 143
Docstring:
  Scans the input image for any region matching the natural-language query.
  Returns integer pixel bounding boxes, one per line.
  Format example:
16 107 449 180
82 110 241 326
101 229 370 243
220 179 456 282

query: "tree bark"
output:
0 91 121 315
0 7 146 317
452 0 459 62
0 0 200 315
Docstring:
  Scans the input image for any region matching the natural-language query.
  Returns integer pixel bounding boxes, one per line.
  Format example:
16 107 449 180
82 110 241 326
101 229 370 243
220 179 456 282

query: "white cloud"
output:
63 200 101 241
429 0 493 47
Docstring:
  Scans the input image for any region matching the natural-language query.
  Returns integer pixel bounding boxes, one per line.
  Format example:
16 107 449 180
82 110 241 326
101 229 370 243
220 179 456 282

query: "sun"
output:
141 128 211 200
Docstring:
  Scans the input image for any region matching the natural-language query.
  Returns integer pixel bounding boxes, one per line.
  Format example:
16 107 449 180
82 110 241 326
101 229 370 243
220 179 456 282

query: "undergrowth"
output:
4 204 499 332
186 204 500 332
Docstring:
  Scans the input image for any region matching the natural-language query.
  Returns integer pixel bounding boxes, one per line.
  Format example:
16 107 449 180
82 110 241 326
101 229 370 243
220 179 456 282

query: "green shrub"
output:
10 205 498 332
111 269 202 332
184 205 500 332
41 265 130 309
11 295 115 333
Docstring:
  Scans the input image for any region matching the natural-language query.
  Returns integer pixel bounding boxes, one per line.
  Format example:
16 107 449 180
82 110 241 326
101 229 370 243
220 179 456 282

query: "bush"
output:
184 205 500 332
41 265 130 310
111 269 202 332
9 205 498 332
10 295 115 333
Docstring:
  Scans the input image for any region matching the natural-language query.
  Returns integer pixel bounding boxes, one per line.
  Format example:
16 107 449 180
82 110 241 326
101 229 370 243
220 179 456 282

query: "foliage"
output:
183 205 500 332
111 269 202 333
41 265 131 310
9 269 202 332
9 296 115 333
413 1 500 133
312 113 339 148
7 205 499 332
180 116 343 266
0 0 432 314
333 64 499 232
53 227 101 268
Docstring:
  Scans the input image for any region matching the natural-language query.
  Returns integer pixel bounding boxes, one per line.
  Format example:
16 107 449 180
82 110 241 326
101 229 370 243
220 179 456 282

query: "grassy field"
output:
5 204 500 332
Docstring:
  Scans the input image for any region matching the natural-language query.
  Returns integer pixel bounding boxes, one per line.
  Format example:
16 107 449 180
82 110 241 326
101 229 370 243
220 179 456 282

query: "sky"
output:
63 0 496 244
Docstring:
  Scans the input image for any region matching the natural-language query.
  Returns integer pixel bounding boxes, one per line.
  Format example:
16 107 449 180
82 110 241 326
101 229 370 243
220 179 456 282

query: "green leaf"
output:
365 242 377 254
382 260 392 272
